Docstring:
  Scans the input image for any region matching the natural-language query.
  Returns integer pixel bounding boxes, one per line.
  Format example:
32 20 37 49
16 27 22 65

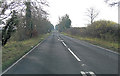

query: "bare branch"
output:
86 7 99 24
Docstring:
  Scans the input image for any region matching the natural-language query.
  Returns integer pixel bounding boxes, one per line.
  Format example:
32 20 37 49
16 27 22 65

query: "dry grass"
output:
62 32 119 53
2 33 49 70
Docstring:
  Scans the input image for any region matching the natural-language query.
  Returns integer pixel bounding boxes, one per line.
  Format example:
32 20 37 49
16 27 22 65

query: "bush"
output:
65 20 119 42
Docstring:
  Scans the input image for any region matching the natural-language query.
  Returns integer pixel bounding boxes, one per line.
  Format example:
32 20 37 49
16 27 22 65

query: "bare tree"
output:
86 7 99 24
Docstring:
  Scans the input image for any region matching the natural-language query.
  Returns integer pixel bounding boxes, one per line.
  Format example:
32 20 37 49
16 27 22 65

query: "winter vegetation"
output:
0 0 54 70
0 0 119 71
56 5 119 53
62 20 119 53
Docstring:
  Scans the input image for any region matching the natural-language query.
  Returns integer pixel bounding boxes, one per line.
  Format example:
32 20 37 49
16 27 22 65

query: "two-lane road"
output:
2 30 119 75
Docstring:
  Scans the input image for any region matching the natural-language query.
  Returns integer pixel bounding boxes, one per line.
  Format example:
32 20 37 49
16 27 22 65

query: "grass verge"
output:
2 33 50 71
62 32 119 54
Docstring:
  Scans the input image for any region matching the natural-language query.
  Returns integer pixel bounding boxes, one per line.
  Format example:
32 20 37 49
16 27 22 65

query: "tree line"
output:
55 6 119 43
0 0 54 46
65 20 119 42
55 14 71 32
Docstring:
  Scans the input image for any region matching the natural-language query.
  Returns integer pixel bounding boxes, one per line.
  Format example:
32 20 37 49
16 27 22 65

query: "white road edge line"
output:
80 71 87 76
91 44 119 54
68 48 81 61
89 71 96 76
1 38 46 75
62 34 119 55
82 41 119 55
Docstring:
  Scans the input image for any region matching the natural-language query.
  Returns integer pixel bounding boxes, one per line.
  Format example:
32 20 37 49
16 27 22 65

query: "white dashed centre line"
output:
67 48 81 61
89 71 96 76
61 40 63 41
58 37 81 62
80 71 96 76
62 41 67 47
58 37 96 76
80 71 87 76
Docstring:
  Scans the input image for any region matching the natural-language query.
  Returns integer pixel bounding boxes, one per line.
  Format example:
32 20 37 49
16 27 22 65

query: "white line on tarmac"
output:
80 71 96 76
62 41 67 47
89 71 96 76
1 38 46 75
80 71 87 76
61 40 63 41
58 37 81 62
67 48 81 61
83 41 119 55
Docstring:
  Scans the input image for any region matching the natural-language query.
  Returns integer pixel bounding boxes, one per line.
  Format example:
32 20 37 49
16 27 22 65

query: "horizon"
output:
44 0 118 27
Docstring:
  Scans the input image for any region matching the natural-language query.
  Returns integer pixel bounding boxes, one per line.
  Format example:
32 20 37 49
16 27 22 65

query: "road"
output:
2 30 119 75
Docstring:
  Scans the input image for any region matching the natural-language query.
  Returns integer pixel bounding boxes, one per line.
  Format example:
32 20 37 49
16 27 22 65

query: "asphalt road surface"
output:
3 30 119 75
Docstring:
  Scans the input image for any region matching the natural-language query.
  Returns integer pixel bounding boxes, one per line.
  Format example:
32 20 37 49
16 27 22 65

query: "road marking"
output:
58 38 63 42
81 64 86 67
62 41 67 47
62 33 119 55
57 36 64 42
82 41 119 55
58 37 81 62
1 37 47 75
89 71 96 76
80 71 96 76
67 48 81 61
61 40 63 41
91 43 119 54
80 71 87 76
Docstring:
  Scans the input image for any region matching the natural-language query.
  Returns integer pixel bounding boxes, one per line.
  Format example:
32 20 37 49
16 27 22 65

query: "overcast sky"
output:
44 0 118 27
